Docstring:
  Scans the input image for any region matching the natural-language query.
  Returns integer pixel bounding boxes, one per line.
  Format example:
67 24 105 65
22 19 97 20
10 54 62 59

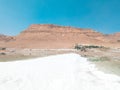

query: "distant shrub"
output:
74 44 82 50
89 56 110 62
74 44 103 50
74 44 86 51
0 47 6 50
85 45 104 49
0 53 6 55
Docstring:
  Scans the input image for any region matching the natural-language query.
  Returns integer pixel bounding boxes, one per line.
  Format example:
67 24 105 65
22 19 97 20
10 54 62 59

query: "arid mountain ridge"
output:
0 34 13 41
0 24 120 49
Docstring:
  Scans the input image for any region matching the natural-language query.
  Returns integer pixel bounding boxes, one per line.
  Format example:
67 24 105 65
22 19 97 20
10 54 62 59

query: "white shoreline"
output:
0 53 120 90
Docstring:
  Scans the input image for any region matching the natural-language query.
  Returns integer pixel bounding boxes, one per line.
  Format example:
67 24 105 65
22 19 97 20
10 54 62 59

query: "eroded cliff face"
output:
18 24 103 39
12 24 106 48
1 24 120 49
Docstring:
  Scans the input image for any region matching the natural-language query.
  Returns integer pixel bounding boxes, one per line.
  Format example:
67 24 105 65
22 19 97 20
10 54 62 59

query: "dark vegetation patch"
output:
74 44 105 51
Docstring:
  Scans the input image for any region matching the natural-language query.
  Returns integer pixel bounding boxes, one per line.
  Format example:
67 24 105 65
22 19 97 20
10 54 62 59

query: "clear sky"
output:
0 0 120 35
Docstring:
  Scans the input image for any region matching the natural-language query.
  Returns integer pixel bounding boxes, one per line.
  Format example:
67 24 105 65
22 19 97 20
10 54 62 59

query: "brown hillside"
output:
0 34 14 47
105 33 120 43
1 24 120 49
0 34 13 41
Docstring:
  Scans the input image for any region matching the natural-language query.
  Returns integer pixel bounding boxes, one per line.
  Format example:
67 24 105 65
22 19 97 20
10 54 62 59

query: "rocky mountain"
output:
0 24 120 49
0 34 14 47
0 34 13 41
105 33 120 43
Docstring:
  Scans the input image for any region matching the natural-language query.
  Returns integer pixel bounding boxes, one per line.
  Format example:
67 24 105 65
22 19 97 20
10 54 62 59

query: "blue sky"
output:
0 0 120 35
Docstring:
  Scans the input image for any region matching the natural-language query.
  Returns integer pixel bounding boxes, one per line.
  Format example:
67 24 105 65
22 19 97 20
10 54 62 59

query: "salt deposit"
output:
0 53 120 90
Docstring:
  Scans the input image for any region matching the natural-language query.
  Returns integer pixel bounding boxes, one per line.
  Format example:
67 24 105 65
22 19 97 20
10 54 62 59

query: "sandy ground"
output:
0 48 120 76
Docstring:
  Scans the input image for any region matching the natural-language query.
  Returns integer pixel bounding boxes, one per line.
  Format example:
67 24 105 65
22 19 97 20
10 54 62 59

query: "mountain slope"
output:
0 34 13 41
0 24 120 48
0 34 14 47
12 24 107 48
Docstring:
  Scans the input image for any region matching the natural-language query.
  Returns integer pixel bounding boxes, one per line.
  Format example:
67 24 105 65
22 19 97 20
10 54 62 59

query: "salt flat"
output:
0 53 120 90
